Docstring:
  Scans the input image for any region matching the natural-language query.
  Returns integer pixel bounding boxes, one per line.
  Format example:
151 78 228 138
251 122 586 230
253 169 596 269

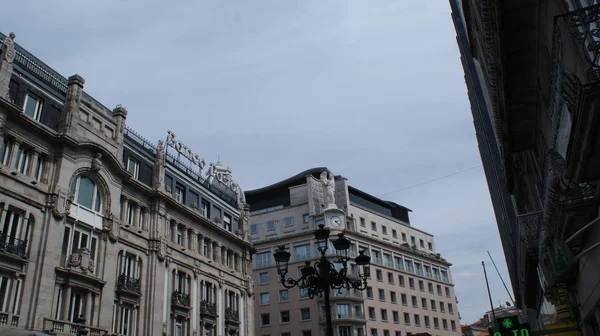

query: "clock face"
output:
330 216 342 227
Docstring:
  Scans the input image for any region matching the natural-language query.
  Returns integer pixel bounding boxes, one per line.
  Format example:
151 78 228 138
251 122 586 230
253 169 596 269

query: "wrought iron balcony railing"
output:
556 4 600 82
0 233 27 258
200 300 217 316
225 308 239 322
117 274 141 294
171 291 190 307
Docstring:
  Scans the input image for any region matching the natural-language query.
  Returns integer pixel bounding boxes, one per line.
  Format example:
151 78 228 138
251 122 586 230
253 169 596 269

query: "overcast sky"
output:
4 0 514 325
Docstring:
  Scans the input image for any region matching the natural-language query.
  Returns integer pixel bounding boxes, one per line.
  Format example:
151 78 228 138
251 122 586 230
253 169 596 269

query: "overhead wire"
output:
377 165 482 198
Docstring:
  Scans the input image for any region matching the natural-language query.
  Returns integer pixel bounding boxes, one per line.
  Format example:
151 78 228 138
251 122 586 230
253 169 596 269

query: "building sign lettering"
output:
165 131 240 195
166 131 206 169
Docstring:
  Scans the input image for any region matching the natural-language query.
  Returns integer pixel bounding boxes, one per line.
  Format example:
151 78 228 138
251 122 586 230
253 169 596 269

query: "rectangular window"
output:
266 221 276 231
259 293 269 305
23 93 44 121
378 289 385 301
175 183 185 203
404 312 410 326
250 224 258 234
61 223 99 271
382 225 387 235
259 272 269 284
421 298 428 309
300 308 310 320
428 242 433 250
419 239 425 248
392 229 397 238
415 314 421 327
280 310 290 323
14 144 30 174
294 244 311 260
255 252 271 268
223 214 232 231
201 200 210 218
33 155 44 181
127 157 140 179
279 290 289 302
261 313 270 326
401 233 407 242
302 214 309 224
0 137 10 165
381 309 388 321
390 291 397 303
359 217 365 227
371 221 377 231
284 217 293 227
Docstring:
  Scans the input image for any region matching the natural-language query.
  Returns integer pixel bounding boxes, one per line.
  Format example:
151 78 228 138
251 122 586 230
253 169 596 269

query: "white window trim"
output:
23 94 44 121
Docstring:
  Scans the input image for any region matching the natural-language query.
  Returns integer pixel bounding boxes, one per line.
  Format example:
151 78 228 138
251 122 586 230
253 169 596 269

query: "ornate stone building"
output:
0 31 255 336
450 0 600 334
245 168 460 336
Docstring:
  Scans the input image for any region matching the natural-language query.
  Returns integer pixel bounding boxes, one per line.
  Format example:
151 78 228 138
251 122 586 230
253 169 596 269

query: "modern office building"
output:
245 168 460 336
0 31 255 336
449 0 600 334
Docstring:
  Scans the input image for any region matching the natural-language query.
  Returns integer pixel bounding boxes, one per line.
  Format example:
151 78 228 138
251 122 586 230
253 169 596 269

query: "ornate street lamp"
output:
273 224 371 336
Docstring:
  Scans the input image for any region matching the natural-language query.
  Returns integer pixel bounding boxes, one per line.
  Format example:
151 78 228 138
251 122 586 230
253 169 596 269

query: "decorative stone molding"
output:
0 32 15 100
48 190 70 220
68 248 94 274
102 212 119 242
90 152 103 173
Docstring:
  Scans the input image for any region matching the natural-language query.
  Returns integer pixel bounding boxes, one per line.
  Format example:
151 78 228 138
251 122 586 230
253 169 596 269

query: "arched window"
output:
72 176 101 212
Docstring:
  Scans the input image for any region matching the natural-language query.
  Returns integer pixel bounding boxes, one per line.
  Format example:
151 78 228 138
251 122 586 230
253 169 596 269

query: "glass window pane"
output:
24 96 38 118
77 177 95 209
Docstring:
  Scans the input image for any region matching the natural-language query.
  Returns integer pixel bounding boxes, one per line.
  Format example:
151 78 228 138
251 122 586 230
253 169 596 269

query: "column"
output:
171 221 176 243
0 202 9 231
217 287 223 336
192 276 198 332
214 242 220 263
41 154 51 184
182 227 188 249
9 139 20 168
86 292 93 324
19 211 29 241
120 197 127 221
198 234 204 256
189 229 195 251
62 286 72 320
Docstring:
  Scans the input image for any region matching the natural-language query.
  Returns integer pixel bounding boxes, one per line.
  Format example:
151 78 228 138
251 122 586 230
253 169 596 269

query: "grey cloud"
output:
2 0 510 324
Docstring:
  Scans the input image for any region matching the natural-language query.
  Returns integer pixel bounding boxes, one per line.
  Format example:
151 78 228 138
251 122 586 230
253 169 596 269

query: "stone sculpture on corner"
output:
320 171 336 210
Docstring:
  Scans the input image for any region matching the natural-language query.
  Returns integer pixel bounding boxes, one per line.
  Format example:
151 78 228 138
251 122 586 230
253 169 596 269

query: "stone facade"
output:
450 0 600 334
245 168 460 336
0 32 255 336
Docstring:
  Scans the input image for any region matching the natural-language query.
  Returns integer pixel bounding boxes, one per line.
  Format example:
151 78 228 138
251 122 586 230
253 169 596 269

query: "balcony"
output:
551 4 600 183
116 274 141 295
0 233 27 258
317 289 364 301
69 204 104 230
224 308 239 323
0 312 18 327
200 300 217 317
43 318 107 336
318 311 366 324
171 291 191 311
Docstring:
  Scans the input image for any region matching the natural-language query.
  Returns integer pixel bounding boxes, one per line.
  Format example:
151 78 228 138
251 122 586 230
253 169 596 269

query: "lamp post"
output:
273 224 371 336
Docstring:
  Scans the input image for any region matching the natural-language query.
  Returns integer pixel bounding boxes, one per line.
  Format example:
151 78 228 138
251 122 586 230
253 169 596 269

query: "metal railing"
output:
0 233 27 258
225 308 239 322
171 291 190 307
200 300 217 316
116 274 141 294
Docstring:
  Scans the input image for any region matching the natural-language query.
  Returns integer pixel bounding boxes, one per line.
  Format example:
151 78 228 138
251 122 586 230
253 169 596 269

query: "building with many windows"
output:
245 168 460 336
449 0 600 333
0 31 255 336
